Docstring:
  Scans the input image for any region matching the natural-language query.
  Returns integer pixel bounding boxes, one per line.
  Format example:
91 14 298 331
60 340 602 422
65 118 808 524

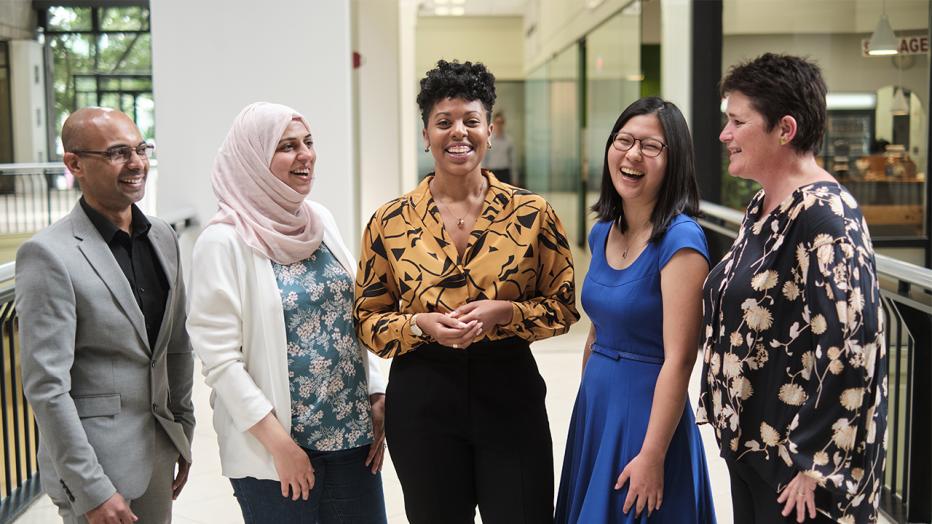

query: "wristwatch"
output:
410 314 424 337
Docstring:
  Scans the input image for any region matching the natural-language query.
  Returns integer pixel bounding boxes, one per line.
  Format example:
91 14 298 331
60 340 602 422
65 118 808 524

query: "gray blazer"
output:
15 203 195 516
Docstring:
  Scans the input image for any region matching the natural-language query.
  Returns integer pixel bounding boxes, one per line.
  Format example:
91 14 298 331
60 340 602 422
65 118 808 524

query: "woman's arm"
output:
479 203 580 340
353 213 426 358
187 228 274 432
616 248 708 517
188 228 314 498
248 413 314 500
780 210 884 521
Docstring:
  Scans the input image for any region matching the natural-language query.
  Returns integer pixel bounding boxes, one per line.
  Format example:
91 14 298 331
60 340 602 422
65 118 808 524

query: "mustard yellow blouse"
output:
354 172 579 358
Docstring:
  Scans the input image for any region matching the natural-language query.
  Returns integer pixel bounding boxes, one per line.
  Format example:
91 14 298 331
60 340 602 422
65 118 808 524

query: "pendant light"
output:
890 88 910 115
869 0 898 56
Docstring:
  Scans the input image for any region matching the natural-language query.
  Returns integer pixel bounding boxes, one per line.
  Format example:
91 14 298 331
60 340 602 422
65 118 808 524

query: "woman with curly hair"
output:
698 53 886 524
354 60 579 523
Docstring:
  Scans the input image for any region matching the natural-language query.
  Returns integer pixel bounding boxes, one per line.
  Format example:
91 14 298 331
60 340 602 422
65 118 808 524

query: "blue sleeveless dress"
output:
555 215 717 524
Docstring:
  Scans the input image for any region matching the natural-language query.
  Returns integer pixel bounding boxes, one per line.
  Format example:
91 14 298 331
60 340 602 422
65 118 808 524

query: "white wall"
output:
356 0 404 239
399 0 419 192
524 0 637 74
9 40 46 163
416 16 524 80
150 0 356 248
723 33 929 96
661 0 692 123
723 0 928 35
0 0 33 40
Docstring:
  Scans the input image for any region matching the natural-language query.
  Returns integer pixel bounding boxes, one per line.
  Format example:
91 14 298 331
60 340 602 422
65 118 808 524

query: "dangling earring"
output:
487 141 493 150
424 145 430 152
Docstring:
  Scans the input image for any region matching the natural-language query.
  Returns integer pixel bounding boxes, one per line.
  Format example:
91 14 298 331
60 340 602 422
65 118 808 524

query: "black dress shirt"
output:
80 198 169 349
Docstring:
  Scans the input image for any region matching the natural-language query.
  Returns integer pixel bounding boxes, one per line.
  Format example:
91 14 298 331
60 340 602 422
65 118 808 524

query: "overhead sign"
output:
862 35 929 56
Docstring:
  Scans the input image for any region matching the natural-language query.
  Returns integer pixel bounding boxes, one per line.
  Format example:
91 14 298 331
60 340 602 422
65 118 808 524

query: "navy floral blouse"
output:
698 182 887 523
273 243 373 452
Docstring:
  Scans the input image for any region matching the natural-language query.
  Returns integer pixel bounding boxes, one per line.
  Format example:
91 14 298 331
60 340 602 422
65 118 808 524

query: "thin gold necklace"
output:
620 225 651 259
433 180 487 229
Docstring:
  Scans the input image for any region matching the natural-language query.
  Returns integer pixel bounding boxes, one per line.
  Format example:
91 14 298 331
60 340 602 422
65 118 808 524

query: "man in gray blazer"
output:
15 107 194 523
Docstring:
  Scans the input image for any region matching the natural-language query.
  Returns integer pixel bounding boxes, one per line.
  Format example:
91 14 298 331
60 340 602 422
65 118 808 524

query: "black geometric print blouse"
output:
697 182 887 523
354 171 579 358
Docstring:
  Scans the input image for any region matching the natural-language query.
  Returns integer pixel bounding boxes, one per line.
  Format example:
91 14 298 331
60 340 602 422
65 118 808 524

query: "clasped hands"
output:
416 300 513 349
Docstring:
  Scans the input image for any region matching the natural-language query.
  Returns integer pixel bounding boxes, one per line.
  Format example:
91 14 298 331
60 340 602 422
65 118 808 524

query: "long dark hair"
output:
591 97 700 242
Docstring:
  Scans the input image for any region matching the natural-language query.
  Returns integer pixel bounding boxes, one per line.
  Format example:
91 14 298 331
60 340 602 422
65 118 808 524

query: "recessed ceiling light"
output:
435 6 450 15
451 6 465 15
450 0 465 4
434 0 450 4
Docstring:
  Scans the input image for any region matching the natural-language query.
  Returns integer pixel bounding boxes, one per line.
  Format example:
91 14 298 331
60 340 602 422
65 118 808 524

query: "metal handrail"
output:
0 160 159 172
699 200 932 291
0 203 195 284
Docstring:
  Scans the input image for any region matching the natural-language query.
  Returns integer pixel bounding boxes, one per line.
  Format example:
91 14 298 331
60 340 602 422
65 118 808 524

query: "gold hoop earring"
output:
487 141 493 150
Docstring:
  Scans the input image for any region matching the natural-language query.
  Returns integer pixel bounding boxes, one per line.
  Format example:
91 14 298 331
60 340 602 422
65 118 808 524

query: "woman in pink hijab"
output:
187 102 388 523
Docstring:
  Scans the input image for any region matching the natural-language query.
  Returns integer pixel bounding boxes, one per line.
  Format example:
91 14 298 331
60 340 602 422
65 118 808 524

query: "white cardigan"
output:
186 201 387 480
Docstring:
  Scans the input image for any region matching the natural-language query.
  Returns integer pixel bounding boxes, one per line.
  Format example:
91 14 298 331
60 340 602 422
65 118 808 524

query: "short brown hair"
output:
721 53 827 155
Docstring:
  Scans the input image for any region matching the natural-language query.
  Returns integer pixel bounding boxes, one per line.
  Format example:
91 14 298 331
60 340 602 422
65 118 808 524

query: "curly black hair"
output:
416 60 496 126
721 53 827 155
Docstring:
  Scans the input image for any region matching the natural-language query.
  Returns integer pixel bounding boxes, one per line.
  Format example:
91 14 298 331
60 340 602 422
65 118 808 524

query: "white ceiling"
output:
418 0 528 17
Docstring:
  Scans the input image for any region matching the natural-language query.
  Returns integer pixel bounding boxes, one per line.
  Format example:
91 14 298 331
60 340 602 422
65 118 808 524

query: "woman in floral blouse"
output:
698 54 886 524
187 102 388 523
354 60 579 523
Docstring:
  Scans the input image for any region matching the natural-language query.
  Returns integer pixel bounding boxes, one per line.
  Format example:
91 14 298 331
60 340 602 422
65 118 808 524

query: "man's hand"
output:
172 456 191 500
365 394 386 473
86 493 137 524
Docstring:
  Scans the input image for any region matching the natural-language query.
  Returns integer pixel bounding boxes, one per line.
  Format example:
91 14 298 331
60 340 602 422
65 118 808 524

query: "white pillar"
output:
356 0 404 243
661 0 693 125
150 0 356 240
9 40 46 163
399 0 419 192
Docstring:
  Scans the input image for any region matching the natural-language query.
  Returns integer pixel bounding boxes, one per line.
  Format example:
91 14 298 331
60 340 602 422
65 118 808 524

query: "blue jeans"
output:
230 445 387 524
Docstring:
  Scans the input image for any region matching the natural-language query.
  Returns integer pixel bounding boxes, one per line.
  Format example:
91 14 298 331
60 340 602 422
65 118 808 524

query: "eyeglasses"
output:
611 132 667 158
72 143 155 164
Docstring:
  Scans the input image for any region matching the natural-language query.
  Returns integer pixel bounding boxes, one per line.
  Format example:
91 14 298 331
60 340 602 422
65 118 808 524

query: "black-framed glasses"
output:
611 132 667 158
72 143 155 164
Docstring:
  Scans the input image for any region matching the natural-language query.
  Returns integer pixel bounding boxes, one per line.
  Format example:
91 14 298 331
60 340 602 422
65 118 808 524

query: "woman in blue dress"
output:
556 97 716 523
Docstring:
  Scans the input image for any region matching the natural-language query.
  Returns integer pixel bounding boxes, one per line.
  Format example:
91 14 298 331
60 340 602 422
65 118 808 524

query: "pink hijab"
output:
209 102 323 264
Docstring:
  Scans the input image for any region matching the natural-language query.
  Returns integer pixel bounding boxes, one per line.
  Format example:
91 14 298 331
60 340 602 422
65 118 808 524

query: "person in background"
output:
555 97 716 524
354 60 579 523
187 102 388 523
699 53 886 524
482 111 518 185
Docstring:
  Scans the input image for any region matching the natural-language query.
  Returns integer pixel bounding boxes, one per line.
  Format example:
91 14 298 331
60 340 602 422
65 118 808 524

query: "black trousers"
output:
384 338 553 524
727 460 836 524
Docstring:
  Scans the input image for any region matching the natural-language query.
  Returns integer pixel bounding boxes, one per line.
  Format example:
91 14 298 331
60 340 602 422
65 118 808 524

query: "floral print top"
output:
697 182 886 523
273 242 373 452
